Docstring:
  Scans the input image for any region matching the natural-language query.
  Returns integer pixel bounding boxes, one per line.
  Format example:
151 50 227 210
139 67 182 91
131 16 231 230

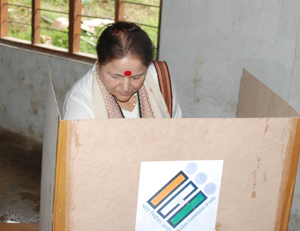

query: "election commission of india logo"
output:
136 161 222 231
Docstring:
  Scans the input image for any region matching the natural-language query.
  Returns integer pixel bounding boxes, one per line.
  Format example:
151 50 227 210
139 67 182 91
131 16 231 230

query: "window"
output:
0 0 162 61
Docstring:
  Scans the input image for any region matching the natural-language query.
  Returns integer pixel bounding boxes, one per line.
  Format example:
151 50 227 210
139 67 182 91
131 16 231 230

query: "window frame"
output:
0 0 162 63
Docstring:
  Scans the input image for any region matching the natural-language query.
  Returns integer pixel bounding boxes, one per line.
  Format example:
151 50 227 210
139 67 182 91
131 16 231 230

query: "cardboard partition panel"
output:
39 71 300 231
60 117 300 231
237 68 300 118
39 76 60 231
237 68 300 231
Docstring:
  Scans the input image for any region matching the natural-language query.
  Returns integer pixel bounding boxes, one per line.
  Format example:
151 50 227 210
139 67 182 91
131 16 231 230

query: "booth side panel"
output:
39 77 60 231
277 119 300 230
237 69 299 118
237 69 300 230
53 121 68 231
289 154 300 231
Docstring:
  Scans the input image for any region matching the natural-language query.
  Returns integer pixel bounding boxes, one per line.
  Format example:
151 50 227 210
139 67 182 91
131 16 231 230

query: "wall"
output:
158 0 300 229
0 44 93 142
159 0 300 118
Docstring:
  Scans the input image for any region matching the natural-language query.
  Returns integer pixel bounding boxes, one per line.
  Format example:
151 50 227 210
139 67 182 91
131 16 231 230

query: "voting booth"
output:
39 69 300 231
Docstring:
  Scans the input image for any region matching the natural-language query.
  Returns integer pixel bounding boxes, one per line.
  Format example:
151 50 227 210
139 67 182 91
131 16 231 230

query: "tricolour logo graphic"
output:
147 170 208 228
135 161 223 231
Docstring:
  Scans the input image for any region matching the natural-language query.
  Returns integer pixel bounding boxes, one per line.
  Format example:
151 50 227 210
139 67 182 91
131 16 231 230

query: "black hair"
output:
96 22 154 67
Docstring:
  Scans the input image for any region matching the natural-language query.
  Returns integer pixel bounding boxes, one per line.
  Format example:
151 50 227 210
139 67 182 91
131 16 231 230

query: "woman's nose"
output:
121 77 131 92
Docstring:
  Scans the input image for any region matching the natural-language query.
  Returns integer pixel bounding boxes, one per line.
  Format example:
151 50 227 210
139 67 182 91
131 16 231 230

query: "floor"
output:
0 127 42 224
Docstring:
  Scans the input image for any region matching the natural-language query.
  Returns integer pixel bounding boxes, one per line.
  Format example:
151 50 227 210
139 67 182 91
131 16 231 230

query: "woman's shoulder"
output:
62 65 95 120
69 66 94 94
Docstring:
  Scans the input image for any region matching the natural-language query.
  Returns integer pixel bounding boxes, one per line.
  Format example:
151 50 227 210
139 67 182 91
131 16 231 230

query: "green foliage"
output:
41 29 69 49
80 35 97 55
7 0 32 41
81 0 115 19
52 0 68 5
8 27 31 41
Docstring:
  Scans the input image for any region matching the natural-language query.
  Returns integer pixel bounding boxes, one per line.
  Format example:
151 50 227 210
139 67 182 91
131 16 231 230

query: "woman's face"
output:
98 57 148 103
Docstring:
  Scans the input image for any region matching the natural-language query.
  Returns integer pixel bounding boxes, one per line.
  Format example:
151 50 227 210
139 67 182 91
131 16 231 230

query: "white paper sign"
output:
135 160 223 231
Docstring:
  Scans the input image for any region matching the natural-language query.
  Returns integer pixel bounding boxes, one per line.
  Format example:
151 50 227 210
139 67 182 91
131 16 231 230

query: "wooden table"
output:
0 223 39 231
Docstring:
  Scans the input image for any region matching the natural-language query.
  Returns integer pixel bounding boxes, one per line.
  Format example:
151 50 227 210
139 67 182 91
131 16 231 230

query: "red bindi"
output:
124 71 132 76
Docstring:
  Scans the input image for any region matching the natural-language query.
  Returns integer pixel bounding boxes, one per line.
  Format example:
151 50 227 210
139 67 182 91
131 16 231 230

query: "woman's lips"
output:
120 92 131 96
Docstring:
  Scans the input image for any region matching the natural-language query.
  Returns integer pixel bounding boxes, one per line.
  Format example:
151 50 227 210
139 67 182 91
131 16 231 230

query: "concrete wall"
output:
0 44 93 142
159 0 300 118
159 0 300 229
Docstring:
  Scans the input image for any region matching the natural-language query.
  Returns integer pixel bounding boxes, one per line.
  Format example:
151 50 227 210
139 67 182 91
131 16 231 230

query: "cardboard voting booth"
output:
39 69 300 231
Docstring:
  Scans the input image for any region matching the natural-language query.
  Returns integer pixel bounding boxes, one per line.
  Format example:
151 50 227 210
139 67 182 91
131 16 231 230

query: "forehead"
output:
104 57 147 73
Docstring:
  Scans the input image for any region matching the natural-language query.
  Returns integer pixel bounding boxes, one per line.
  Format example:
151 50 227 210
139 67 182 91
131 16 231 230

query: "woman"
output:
63 22 181 120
